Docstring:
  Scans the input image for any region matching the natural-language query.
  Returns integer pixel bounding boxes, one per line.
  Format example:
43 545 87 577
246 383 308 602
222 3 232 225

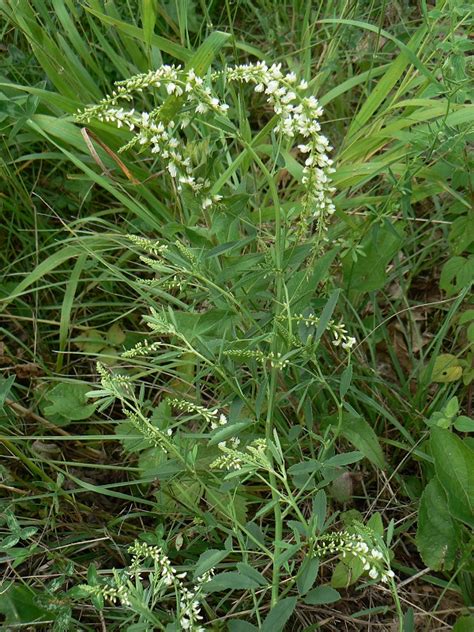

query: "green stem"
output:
266 367 283 607
253 143 286 607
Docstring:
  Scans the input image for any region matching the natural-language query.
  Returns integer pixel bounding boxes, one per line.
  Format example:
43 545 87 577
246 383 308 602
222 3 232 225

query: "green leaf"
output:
297 556 319 596
416 478 460 570
431 354 463 383
312 490 327 532
202 572 260 592
314 289 341 344
187 31 232 75
325 451 364 468
440 256 474 296
304 585 341 605
107 323 126 346
209 421 252 446
19 527 37 539
0 376 15 411
288 459 321 476
453 616 474 632
0 583 49 625
236 563 267 586
331 556 364 588
403 608 415 632
206 489 248 524
74 329 107 355
339 365 352 399
445 397 459 418
0 535 20 550
343 223 404 292
454 416 474 433
367 512 384 537
431 428 474 527
84 5 190 61
339 415 386 468
141 0 158 49
261 597 297 632
193 549 228 579
0 243 93 309
43 382 97 424
228 622 258 632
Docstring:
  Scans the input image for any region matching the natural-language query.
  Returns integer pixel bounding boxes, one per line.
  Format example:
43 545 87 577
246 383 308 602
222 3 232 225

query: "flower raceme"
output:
76 62 336 233
83 540 211 631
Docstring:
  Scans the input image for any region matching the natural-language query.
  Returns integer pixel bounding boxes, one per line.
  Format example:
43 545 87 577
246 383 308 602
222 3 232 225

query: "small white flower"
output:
219 413 227 425
265 80 279 94
369 567 379 579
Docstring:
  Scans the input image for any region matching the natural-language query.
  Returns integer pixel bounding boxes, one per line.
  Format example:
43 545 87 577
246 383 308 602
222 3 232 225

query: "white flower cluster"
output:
315 531 395 584
268 351 290 369
86 540 212 631
178 569 213 631
295 313 356 351
77 62 336 228
76 65 227 208
128 541 184 585
170 398 225 426
128 541 212 631
221 62 336 227
211 437 270 471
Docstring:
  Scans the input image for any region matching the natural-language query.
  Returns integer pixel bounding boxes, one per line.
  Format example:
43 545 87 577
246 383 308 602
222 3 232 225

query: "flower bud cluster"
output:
145 309 177 336
88 579 131 606
127 234 168 256
122 339 162 358
96 362 134 399
127 540 211 630
211 437 270 472
223 349 289 369
179 569 214 631
123 409 170 453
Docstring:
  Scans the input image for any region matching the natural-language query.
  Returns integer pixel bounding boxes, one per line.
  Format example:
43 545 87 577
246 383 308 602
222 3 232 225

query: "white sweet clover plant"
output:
76 63 396 627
